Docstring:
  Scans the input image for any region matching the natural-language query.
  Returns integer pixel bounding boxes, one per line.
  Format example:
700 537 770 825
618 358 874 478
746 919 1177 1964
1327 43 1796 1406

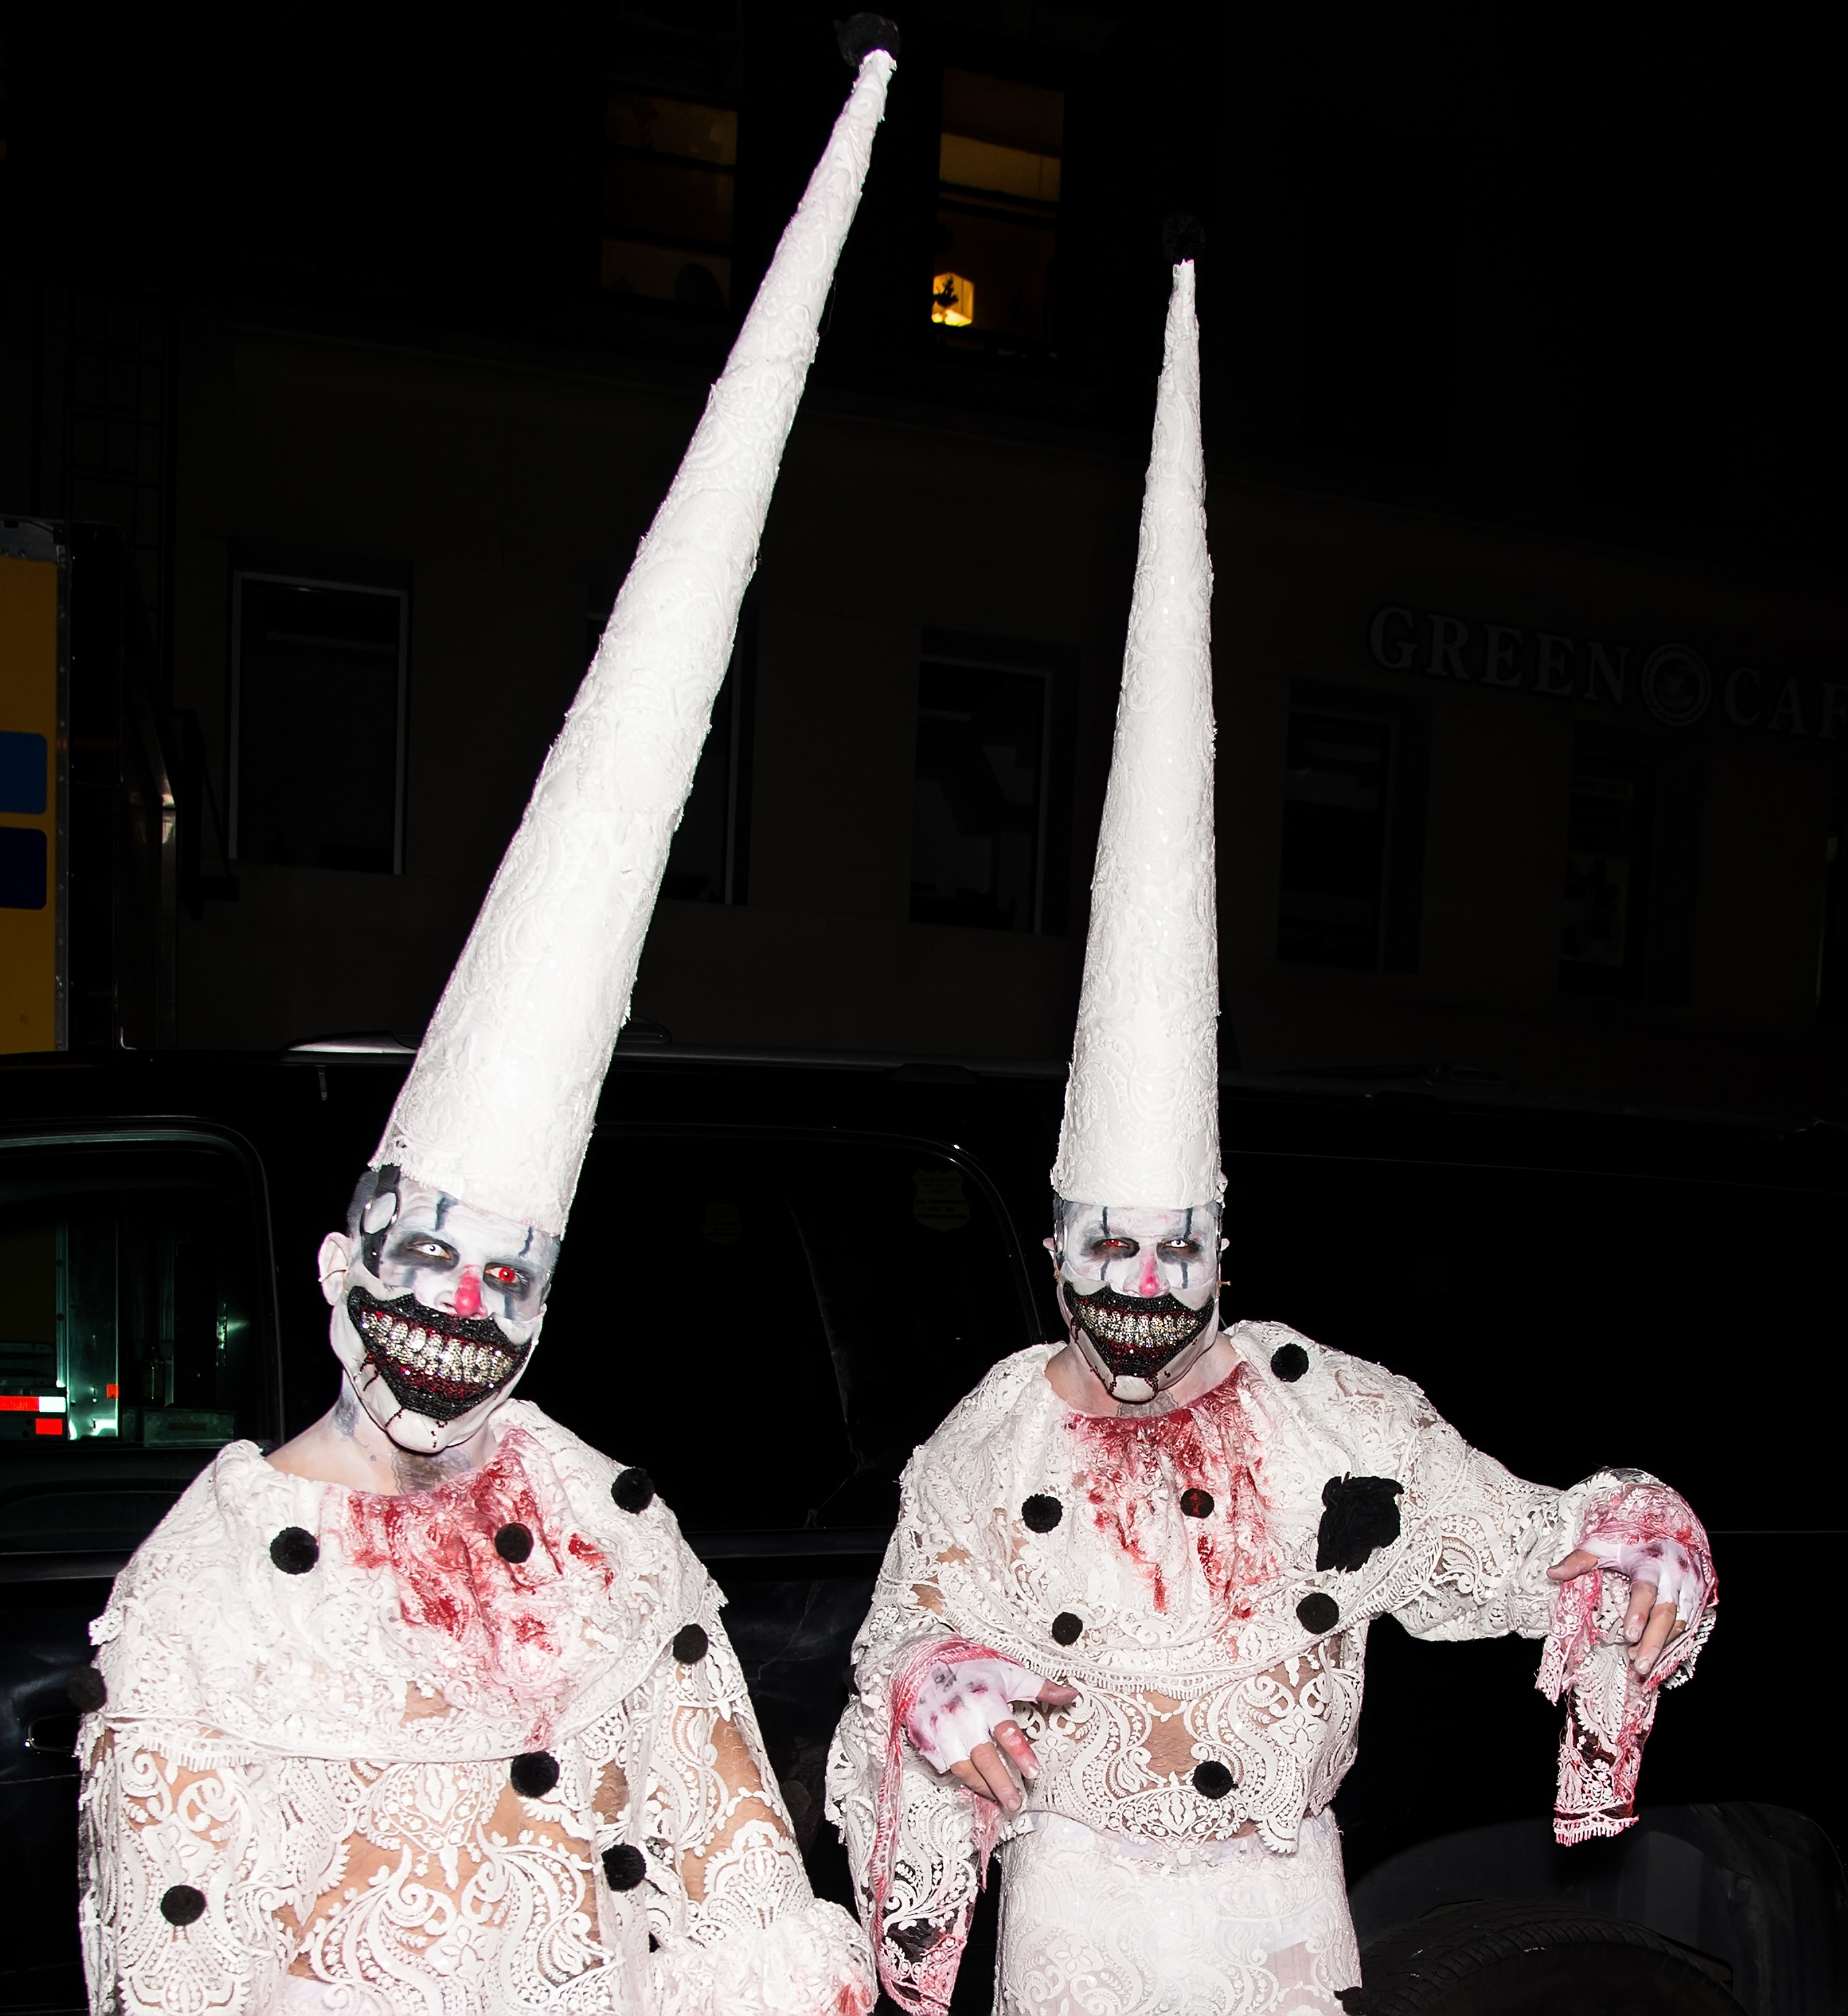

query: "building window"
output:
1276 682 1429 971
1822 795 1847 1021
603 92 737 309
230 573 407 874
933 70 1063 343
1560 760 1655 995
911 632 1073 933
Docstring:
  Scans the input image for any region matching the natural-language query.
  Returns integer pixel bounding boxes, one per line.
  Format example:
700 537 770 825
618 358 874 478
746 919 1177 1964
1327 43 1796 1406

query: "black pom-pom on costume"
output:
1050 1611 1083 1646
270 1527 319 1574
67 1665 107 1712
612 1467 655 1513
673 1624 709 1665
1179 1488 1214 1519
603 1844 646 1892
1191 1760 1234 1800
1162 212 1206 263
1316 1476 1404 1573
835 11 900 65
1269 1343 1310 1382
1296 1592 1340 1636
510 1751 560 1799
495 1523 534 1564
1021 1494 1062 1533
160 1884 207 1926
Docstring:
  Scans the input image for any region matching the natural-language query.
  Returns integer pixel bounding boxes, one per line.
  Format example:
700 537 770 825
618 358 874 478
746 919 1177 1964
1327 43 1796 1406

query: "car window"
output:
517 1127 1038 1531
0 1132 278 1452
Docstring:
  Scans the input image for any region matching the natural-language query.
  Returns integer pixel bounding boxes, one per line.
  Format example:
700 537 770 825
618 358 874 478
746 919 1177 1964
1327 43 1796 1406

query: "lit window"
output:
933 70 1062 340
603 93 737 309
231 574 407 874
931 274 974 325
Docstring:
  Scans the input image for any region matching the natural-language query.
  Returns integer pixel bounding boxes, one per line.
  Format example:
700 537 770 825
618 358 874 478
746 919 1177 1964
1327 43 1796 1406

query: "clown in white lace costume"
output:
825 1325 1714 2013
79 1401 872 2016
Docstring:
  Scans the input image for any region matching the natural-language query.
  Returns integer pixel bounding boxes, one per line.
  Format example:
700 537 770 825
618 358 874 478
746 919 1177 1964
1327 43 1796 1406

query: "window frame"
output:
1279 679 1431 974
911 629 1078 937
228 570 411 875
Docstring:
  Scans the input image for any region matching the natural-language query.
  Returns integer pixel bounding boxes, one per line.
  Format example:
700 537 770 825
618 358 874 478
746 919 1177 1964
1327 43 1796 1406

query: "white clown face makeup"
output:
1049 1198 1224 1404
317 1169 561 1455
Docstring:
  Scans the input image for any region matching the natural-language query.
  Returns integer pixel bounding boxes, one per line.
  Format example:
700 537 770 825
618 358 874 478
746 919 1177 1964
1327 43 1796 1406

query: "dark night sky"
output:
5 5 1841 582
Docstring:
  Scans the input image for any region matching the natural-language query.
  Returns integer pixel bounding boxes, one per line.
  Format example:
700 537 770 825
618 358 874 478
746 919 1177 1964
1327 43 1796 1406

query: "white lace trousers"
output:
993 1810 1361 2016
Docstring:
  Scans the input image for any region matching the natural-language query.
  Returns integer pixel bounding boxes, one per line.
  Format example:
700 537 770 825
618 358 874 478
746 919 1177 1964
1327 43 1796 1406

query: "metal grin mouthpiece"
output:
348 1286 528 1422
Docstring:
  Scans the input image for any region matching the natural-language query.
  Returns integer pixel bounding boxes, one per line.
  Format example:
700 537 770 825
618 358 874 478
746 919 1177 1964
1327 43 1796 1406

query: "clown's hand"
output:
1548 1525 1712 1680
902 1651 1077 1813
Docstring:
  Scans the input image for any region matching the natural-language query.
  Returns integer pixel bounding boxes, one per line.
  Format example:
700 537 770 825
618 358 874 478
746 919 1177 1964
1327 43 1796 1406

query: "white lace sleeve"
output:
77 1722 339 2016
1382 1418 1717 1844
616 1620 876 2015
827 1476 1014 2016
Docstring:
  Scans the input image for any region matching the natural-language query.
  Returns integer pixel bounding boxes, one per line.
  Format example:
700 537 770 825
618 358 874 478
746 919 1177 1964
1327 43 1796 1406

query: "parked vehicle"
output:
3 1041 1843 2013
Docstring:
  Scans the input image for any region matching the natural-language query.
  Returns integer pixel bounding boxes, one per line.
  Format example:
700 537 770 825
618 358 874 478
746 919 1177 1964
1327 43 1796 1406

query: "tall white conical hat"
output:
371 36 898 1236
1050 255 1220 1210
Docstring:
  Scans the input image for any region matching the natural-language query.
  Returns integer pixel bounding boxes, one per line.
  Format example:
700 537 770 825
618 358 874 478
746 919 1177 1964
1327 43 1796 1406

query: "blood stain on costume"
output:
341 1429 611 1695
1066 1366 1272 1616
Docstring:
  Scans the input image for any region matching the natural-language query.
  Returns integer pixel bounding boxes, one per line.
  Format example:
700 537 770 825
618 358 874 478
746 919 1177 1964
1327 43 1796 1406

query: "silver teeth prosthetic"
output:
1081 1301 1204 1351
359 1306 515 1392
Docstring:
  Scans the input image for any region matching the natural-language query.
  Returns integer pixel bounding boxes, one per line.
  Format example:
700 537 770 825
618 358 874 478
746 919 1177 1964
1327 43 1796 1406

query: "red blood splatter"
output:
340 1428 610 1710
1538 1479 1716 1845
1067 1366 1273 1617
868 1635 1005 2015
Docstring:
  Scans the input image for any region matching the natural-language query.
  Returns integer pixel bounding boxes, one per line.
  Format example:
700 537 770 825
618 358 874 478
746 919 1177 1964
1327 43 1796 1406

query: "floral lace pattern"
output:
1538 1477 1715 1843
825 1327 1713 2011
996 1812 1358 2016
81 1403 873 2015
1050 259 1222 1211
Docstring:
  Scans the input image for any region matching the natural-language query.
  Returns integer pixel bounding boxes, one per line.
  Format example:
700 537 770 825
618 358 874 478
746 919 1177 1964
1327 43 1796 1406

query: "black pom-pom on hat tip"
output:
603 1843 647 1892
612 1467 655 1514
673 1623 710 1665
67 1665 107 1713
269 1527 319 1574
836 11 900 65
1162 211 1206 263
1191 1759 1234 1800
1270 1342 1310 1383
510 1751 560 1799
160 1884 207 1926
1021 1494 1062 1533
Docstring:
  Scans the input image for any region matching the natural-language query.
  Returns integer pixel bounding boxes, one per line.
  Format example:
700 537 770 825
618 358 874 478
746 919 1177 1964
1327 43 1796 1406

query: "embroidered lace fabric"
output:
1050 259 1222 1211
825 1325 1712 2012
79 1402 873 2016
995 1811 1358 2016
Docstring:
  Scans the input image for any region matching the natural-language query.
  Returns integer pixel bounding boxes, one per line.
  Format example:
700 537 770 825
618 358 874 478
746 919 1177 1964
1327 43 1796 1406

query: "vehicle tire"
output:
1344 1900 1741 2015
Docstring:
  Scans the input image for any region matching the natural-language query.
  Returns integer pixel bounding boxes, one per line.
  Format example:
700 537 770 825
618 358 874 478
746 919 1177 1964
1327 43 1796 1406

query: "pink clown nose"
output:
454 1267 483 1318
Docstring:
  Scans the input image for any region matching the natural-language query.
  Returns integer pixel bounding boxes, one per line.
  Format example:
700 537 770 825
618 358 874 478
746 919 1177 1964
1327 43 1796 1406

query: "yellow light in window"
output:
931 273 974 326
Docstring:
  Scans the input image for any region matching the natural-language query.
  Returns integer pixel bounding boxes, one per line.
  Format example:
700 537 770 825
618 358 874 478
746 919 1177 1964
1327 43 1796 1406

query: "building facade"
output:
4 2 1844 1117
